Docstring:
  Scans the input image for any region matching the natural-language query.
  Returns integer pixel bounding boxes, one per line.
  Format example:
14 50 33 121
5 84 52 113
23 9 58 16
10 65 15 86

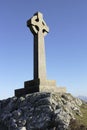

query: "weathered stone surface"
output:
0 92 82 130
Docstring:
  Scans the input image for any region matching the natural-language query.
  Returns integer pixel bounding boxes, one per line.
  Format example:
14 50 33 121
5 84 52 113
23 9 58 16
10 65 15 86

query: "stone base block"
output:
15 86 39 97
15 88 26 97
24 79 56 88
15 78 66 97
40 85 66 93
24 79 40 88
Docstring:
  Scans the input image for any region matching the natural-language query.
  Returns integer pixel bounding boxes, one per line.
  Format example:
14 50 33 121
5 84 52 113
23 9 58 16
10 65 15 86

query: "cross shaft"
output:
27 12 49 81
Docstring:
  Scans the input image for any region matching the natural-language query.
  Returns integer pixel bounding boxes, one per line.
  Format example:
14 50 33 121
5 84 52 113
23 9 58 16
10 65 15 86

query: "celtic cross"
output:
15 12 66 97
27 12 49 81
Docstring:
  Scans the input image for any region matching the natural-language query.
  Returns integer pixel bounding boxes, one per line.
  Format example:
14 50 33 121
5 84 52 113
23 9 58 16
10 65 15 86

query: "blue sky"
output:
0 0 87 99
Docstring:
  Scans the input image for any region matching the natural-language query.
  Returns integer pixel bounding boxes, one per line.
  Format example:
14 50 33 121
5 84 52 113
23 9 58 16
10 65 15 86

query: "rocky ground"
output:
0 92 85 130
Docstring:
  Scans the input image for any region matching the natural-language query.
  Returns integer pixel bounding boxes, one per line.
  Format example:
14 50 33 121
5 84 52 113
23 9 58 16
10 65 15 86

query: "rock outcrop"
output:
0 92 82 130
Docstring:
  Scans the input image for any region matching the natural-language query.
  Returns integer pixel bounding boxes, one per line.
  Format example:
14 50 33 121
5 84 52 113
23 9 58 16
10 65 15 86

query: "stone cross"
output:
15 12 66 97
27 12 49 81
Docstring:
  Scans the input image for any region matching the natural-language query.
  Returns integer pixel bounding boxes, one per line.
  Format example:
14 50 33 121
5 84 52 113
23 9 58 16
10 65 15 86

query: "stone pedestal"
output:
15 79 66 97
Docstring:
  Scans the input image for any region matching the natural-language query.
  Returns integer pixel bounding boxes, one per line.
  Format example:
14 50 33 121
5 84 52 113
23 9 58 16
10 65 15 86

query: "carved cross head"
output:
27 12 49 36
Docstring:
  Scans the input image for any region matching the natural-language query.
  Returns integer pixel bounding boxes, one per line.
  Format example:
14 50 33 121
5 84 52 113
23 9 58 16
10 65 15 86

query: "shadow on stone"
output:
0 122 8 130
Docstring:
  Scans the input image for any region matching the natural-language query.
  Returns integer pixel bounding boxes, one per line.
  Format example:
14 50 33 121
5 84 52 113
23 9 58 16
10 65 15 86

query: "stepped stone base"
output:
15 78 66 97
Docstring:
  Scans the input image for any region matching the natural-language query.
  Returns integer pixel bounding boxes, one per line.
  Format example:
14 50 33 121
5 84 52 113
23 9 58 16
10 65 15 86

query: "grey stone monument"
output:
15 12 66 97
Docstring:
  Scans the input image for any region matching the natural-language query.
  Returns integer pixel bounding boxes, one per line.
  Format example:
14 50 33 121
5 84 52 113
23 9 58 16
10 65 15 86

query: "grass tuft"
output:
69 101 87 130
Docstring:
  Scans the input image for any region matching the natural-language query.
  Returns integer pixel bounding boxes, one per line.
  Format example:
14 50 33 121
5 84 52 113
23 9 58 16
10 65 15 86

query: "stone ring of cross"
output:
27 12 49 36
